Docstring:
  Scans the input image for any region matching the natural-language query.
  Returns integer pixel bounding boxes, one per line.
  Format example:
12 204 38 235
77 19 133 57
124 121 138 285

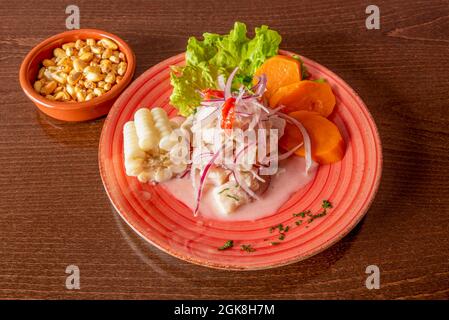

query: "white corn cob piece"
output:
134 108 159 151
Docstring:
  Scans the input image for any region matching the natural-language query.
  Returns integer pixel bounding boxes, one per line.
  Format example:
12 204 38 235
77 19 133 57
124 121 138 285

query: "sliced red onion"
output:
276 112 312 173
193 148 222 216
255 73 267 97
235 111 252 117
191 106 220 131
233 170 260 200
270 104 287 114
179 169 190 179
224 67 239 100
250 169 266 183
234 141 256 165
235 86 245 105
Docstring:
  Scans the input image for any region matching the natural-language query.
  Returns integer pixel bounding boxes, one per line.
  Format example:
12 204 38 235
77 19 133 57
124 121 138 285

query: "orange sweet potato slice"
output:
254 55 302 99
269 80 336 117
279 110 345 164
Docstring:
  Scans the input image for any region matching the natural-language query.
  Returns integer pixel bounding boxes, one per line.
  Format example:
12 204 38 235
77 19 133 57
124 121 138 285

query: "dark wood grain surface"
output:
1 0 448 299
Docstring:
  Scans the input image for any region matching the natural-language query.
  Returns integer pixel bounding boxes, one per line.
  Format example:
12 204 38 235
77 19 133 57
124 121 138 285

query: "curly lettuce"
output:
170 22 281 116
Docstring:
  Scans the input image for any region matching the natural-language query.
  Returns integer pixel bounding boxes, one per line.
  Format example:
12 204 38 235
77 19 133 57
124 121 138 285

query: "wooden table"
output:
1 0 448 300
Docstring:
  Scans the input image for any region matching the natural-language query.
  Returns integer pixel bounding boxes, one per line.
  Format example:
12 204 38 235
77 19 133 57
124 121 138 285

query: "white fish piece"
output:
206 167 230 186
213 181 250 215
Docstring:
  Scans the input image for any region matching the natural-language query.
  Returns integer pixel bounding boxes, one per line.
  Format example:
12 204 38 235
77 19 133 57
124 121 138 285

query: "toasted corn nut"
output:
117 62 127 76
78 46 91 56
93 87 105 96
43 69 54 81
109 55 120 64
83 65 101 74
72 58 87 72
42 59 56 67
116 75 123 84
53 48 66 58
91 45 103 54
84 66 104 82
103 82 112 91
84 80 96 90
66 84 76 98
89 61 99 67
54 91 71 101
100 38 118 50
104 72 116 84
75 39 86 50
52 72 67 84
38 67 45 79
85 93 95 101
101 48 113 59
65 47 76 57
62 42 75 50
67 71 82 85
79 52 94 62
86 38 96 46
58 64 71 74
99 59 113 73
97 81 106 88
45 95 56 101
57 56 71 66
41 81 57 95
118 52 126 61
76 90 86 102
33 80 43 92
54 86 63 93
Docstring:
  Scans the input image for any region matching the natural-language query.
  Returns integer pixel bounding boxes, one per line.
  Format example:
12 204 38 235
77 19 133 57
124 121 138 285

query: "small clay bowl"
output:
19 29 135 122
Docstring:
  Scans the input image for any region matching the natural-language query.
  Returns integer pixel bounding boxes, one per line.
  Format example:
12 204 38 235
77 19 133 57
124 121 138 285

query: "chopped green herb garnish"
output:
322 200 332 209
270 242 280 246
240 244 255 253
226 194 240 201
295 220 303 226
308 211 328 223
293 210 310 218
292 54 309 79
284 226 290 233
313 78 327 83
218 188 230 194
279 234 285 241
270 223 284 233
218 240 234 250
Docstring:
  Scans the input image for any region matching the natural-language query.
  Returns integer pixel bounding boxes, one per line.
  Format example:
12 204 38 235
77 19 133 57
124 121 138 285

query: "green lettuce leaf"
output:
170 22 281 116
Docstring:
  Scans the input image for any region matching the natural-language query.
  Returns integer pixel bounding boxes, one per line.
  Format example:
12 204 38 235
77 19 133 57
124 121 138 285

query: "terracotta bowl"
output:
19 29 136 122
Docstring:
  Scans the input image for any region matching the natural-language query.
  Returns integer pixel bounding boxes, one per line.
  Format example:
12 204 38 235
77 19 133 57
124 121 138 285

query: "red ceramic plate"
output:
99 50 382 270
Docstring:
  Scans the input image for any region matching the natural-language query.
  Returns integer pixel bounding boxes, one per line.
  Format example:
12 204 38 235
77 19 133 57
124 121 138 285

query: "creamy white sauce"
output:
161 156 317 221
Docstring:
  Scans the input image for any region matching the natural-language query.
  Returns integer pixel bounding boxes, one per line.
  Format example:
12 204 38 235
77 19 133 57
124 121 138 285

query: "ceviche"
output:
122 22 345 220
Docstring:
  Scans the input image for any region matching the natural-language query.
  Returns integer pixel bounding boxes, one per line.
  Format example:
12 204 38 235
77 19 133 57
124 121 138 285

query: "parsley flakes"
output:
218 240 234 251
